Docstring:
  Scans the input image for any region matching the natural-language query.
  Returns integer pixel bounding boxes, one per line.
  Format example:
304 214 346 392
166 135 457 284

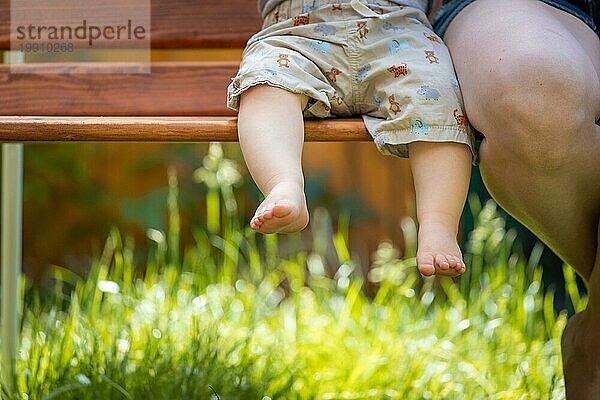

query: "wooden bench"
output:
0 1 370 140
0 0 372 387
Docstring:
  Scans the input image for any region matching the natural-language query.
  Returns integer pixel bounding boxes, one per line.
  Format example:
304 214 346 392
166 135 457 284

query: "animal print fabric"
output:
258 0 432 19
227 0 475 160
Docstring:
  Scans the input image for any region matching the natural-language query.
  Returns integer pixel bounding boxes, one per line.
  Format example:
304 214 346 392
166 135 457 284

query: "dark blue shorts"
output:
432 0 599 38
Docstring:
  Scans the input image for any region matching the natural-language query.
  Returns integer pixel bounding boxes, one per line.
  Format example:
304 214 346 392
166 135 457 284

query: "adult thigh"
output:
441 0 600 280
443 0 600 167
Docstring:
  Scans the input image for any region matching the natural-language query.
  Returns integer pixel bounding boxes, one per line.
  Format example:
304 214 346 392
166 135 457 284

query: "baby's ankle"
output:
263 179 305 196
261 172 303 189
418 213 459 234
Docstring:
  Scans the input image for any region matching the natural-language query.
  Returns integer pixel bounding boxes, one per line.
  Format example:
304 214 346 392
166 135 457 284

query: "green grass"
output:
3 144 585 399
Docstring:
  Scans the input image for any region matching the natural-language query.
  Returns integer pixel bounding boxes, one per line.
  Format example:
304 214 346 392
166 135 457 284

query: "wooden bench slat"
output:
0 116 372 142
0 62 239 116
150 0 261 49
0 0 261 50
0 0 7 48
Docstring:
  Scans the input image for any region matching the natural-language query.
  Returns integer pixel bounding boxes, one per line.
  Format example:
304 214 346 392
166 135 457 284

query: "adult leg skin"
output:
443 0 600 397
238 84 310 234
408 141 470 277
561 221 600 399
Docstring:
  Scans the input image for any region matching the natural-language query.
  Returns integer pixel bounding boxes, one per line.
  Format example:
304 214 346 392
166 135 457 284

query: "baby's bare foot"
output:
250 181 308 234
416 222 466 277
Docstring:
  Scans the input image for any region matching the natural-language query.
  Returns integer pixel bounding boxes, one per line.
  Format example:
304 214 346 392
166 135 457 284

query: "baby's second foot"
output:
416 222 466 277
250 181 309 234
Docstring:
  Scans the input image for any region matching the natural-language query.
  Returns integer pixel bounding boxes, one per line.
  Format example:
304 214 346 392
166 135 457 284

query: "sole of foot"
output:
250 182 309 234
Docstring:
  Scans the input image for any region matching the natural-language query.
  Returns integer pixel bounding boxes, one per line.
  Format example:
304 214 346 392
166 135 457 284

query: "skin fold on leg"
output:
408 141 471 277
237 84 310 234
442 0 600 398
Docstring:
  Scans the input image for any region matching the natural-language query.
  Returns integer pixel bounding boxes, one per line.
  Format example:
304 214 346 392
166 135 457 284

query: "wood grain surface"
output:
0 116 372 142
0 62 239 116
0 0 262 50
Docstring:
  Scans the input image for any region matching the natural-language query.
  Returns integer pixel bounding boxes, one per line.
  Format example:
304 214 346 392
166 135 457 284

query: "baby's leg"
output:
238 84 309 234
408 141 471 277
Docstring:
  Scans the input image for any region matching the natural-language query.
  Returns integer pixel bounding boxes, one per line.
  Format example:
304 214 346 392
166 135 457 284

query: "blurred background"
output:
18 141 415 282
7 47 569 308
17 140 568 300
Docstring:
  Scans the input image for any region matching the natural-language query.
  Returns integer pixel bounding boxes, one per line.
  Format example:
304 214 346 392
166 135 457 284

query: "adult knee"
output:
474 49 597 170
561 310 600 399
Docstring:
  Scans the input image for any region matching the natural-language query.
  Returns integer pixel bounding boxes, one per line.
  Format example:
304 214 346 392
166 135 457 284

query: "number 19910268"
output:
17 42 74 52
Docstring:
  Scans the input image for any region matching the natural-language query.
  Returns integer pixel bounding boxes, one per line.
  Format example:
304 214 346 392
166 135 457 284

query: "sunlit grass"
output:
4 144 583 399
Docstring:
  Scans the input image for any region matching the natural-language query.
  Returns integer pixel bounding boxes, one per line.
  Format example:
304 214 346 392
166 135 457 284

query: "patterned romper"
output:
227 0 475 160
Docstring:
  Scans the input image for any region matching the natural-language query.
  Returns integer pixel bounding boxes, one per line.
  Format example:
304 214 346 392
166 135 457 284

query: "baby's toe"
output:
434 254 450 270
417 253 436 276
258 211 271 221
448 256 461 269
